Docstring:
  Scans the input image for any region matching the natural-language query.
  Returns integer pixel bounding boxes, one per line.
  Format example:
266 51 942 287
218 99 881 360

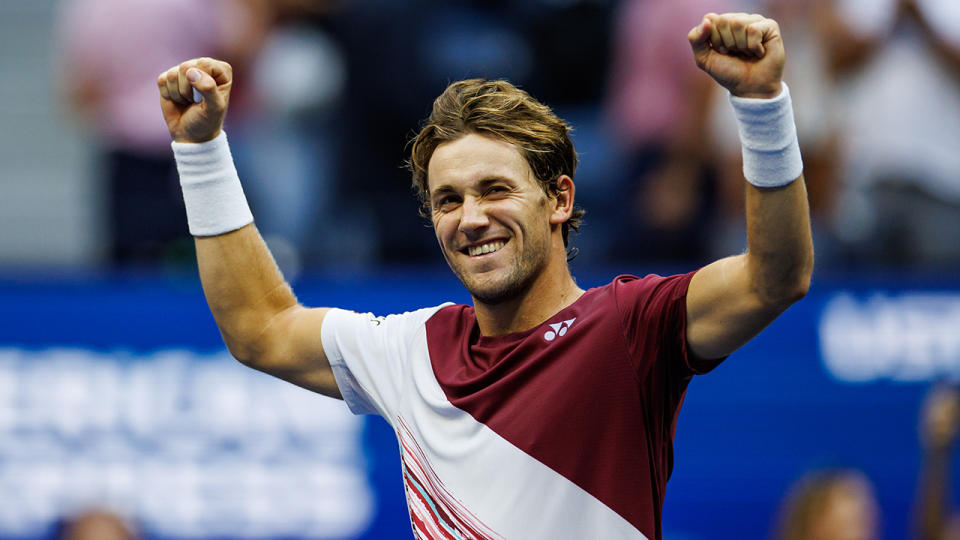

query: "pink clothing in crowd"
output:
55 0 241 153
607 0 731 149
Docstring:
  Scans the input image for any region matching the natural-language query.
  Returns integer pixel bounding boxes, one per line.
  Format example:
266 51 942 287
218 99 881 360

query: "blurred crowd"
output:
53 0 960 273
773 383 960 540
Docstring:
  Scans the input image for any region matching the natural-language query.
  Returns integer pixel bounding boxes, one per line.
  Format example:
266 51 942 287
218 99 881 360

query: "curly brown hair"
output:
407 78 585 247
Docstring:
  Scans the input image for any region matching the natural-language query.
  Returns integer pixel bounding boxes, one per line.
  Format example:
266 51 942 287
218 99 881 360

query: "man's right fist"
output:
157 57 232 143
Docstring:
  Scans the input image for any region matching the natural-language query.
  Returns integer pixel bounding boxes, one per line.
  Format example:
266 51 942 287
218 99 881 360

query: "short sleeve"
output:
320 305 450 419
613 271 724 379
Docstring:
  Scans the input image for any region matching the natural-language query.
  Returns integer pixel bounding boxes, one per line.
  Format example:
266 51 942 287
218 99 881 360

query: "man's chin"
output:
467 284 515 306
460 271 533 306
446 255 536 305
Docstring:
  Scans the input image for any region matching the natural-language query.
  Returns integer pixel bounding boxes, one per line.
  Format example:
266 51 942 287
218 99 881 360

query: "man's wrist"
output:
731 81 784 100
172 131 254 237
173 127 222 144
729 81 803 188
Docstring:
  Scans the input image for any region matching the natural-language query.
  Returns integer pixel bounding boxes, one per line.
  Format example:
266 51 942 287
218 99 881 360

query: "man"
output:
157 12 813 540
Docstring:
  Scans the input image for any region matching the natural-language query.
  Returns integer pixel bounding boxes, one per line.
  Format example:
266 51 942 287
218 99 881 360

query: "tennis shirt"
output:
321 272 723 539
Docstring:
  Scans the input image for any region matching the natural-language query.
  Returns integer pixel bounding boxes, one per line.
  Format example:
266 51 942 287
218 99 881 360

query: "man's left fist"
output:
688 13 785 99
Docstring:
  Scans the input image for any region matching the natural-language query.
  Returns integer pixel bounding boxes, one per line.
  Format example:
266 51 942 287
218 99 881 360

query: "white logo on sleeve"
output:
544 318 576 342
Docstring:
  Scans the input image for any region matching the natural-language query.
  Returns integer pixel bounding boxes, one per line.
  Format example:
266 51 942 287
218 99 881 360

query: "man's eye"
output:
435 196 459 209
486 186 508 195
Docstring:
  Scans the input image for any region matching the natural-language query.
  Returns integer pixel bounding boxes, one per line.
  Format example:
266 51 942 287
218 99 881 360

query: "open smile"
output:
461 239 508 257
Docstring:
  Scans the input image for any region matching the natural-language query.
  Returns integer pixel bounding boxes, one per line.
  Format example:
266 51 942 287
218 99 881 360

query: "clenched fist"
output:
157 57 232 143
688 13 785 99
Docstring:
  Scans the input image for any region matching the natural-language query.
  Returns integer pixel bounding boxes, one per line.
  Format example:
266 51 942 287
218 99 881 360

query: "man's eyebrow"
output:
430 185 457 199
430 176 516 198
476 176 514 189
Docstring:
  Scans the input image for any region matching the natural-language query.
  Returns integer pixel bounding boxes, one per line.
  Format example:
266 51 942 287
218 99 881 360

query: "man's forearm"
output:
744 177 814 306
195 224 299 364
730 83 814 305
170 128 297 364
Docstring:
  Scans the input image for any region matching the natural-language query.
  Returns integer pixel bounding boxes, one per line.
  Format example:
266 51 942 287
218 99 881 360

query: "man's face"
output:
427 133 556 304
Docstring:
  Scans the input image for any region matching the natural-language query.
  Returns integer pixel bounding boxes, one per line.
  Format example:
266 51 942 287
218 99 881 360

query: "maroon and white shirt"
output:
321 273 723 540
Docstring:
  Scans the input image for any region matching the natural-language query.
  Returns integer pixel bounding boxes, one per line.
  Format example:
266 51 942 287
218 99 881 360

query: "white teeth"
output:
468 240 505 257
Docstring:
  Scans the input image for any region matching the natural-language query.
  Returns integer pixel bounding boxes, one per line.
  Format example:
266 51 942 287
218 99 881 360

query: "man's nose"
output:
458 197 489 234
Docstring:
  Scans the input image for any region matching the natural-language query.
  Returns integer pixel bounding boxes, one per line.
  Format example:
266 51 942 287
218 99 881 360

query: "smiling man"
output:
158 11 813 540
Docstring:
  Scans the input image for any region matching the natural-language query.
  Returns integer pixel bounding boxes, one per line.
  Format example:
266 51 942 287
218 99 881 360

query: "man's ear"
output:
549 175 575 226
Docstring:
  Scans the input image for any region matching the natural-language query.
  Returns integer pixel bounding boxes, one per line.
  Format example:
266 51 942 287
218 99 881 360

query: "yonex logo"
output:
544 318 576 342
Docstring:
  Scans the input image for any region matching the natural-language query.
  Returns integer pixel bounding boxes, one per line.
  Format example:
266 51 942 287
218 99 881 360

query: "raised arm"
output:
157 58 340 398
683 14 814 360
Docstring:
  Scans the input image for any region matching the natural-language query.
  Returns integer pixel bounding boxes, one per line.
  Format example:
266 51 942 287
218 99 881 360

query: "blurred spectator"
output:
774 468 880 540
916 383 960 540
54 0 263 267
227 1 359 276
820 0 960 269
606 0 733 264
57 509 137 540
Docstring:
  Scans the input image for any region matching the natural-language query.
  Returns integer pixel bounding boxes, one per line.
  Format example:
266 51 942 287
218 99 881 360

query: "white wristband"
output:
171 131 254 237
729 82 803 188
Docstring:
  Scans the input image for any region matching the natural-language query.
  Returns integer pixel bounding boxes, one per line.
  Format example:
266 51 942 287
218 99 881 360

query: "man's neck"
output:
472 257 584 337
